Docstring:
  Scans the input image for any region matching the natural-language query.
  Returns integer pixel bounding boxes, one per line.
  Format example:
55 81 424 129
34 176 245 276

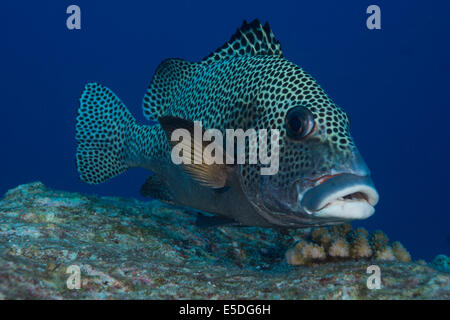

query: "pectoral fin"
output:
159 116 234 189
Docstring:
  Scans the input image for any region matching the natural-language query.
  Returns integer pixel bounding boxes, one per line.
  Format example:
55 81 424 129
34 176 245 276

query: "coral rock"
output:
392 241 411 262
301 243 326 260
328 238 350 258
0 183 449 299
286 241 326 265
329 224 352 238
375 246 396 261
287 225 413 265
370 230 389 252
350 237 373 259
431 255 450 273
311 228 332 247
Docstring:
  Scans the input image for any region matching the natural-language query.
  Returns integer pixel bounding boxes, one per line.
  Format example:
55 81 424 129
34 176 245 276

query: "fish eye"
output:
285 106 315 140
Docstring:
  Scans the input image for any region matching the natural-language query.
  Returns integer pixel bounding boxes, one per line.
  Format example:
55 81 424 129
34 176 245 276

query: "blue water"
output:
1 0 449 261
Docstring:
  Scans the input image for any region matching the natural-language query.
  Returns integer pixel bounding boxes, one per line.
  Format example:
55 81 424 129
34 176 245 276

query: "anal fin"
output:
195 212 239 228
140 174 174 204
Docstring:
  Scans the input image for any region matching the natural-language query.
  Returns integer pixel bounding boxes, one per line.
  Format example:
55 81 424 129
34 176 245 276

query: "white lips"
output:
311 185 379 220
313 200 375 219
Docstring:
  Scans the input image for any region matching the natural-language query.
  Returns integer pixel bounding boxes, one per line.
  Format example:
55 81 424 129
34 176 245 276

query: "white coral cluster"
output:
375 246 396 261
285 241 326 265
350 236 372 258
328 238 349 258
286 224 411 266
392 241 411 262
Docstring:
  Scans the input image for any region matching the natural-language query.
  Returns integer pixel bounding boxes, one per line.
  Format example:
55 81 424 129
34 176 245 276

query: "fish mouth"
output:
299 173 379 220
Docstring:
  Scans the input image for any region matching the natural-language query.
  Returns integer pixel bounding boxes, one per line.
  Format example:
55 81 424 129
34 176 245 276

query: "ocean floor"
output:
0 182 448 299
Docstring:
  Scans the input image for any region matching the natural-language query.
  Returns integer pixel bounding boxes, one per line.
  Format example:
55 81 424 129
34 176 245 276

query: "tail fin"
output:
76 82 136 184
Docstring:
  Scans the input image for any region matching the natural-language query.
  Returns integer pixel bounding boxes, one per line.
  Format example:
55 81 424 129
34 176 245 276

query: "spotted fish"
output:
76 19 379 228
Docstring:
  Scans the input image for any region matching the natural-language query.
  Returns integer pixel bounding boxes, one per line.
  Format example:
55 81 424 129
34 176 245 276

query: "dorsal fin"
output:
201 19 283 64
143 58 197 121
142 20 282 120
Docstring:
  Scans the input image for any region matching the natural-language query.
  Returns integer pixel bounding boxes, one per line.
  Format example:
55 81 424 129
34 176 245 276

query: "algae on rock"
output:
0 182 448 299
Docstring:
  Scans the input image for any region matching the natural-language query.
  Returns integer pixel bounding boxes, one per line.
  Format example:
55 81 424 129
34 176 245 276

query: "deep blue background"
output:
1 0 449 260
